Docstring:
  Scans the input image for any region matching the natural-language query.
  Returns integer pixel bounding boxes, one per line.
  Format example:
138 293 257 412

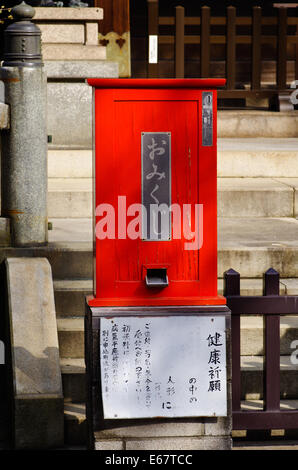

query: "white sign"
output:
149 35 158 64
100 316 227 419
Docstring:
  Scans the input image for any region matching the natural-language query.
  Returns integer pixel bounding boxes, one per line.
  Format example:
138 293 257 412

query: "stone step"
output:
57 314 298 364
62 392 298 446
60 354 298 408
217 111 298 138
48 149 92 179
64 402 87 446
48 140 298 180
48 179 92 219
241 355 298 400
54 277 293 319
0 241 92 280
58 318 84 359
48 177 297 218
218 217 298 278
54 280 92 317
218 138 298 178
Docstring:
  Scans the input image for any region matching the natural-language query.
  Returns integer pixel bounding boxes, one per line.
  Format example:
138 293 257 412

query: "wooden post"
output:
175 5 184 78
226 6 236 90
200 6 210 78
276 6 287 90
263 268 280 412
147 0 159 78
252 6 262 90
224 268 241 412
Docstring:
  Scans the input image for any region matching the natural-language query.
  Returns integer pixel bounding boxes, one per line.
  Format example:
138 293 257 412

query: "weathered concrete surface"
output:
0 67 48 246
5 258 63 449
45 61 117 80
218 178 294 217
42 44 106 61
218 111 298 138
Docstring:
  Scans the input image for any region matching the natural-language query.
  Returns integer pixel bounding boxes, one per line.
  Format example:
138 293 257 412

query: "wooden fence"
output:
147 1 298 108
225 268 298 431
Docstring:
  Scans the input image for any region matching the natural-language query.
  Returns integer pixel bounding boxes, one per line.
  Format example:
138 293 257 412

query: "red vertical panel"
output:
89 80 225 307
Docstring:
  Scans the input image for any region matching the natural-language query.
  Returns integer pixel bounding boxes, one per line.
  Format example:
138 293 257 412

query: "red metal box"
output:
87 79 226 307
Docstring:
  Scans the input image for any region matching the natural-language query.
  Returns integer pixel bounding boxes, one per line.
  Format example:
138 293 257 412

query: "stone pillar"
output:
0 2 48 247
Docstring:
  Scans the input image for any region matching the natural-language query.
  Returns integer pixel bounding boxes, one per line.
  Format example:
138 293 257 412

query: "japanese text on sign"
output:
100 316 227 419
141 132 171 241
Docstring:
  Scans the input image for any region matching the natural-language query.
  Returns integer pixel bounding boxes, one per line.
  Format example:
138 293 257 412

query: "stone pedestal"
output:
85 304 232 451
0 66 48 247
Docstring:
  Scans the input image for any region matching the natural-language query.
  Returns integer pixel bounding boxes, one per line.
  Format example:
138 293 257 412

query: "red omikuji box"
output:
87 78 226 307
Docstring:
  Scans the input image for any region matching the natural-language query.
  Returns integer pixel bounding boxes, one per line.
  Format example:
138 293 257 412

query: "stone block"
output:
44 60 118 80
5 258 63 449
204 416 232 437
125 436 232 450
85 22 98 45
41 44 106 61
34 7 103 21
39 24 85 44
95 439 124 450
218 178 293 218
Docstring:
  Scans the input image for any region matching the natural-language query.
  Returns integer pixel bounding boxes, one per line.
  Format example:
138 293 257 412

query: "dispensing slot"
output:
145 268 169 288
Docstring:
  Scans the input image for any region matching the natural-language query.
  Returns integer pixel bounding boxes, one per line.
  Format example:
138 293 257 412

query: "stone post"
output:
0 1 47 246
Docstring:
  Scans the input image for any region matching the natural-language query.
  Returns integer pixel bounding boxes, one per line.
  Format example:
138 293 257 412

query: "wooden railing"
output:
147 1 298 109
225 268 298 431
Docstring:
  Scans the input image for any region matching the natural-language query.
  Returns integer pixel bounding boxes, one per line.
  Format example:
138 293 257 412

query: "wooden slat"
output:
147 0 159 78
233 410 298 430
277 6 288 89
175 5 184 78
226 295 298 315
226 6 236 90
158 35 298 45
158 15 298 27
252 6 262 90
200 6 210 78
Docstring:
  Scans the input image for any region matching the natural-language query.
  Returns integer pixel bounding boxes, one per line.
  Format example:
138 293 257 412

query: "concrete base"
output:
4 258 63 449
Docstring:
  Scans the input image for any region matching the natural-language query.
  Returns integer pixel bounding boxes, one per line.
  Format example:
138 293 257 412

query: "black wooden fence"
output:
147 1 298 108
225 268 298 431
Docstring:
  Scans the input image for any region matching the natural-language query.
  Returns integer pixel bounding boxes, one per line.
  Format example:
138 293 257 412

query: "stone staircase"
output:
46 110 298 445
